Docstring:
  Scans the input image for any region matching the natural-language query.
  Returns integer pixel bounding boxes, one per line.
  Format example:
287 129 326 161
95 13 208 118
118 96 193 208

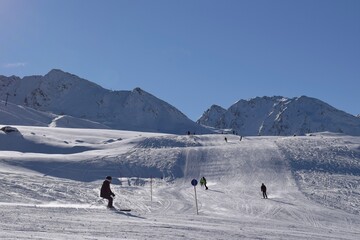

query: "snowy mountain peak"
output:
133 87 144 95
43 69 104 90
198 105 227 128
44 69 77 82
0 70 210 134
210 104 226 110
205 104 226 115
45 68 67 76
198 96 360 136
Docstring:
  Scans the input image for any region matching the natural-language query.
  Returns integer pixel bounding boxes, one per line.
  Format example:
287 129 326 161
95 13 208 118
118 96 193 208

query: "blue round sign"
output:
191 179 198 186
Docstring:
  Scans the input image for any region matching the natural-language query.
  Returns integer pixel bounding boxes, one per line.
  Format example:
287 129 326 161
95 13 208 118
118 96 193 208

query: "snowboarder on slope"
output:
200 176 208 190
261 183 268 199
100 176 116 208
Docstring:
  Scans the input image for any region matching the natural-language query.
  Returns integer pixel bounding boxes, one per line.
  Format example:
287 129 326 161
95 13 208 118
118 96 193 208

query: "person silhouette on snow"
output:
261 183 268 199
200 176 208 190
100 176 115 208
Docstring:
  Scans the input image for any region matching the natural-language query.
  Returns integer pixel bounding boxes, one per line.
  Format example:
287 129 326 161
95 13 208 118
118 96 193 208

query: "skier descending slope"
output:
100 176 115 208
261 183 268 199
200 176 209 190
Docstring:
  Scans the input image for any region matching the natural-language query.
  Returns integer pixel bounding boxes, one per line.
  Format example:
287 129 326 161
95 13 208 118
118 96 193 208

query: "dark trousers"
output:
103 196 113 207
262 191 268 199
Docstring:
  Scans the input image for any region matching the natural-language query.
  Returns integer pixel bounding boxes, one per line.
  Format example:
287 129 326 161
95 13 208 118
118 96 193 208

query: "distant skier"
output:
100 176 116 208
261 183 268 199
224 137 228 142
200 176 208 190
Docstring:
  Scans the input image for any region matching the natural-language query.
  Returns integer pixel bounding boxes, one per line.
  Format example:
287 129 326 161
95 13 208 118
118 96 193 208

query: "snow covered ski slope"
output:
0 126 359 239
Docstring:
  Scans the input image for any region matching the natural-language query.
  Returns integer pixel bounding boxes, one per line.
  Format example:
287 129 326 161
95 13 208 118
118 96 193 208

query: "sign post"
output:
150 176 153 202
191 179 199 215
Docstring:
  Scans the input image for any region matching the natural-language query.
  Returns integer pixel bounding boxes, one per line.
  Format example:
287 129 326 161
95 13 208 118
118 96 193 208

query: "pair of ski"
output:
108 206 131 212
113 208 131 212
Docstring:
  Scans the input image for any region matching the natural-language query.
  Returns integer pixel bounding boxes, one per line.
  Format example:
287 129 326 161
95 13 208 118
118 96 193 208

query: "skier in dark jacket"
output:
100 176 115 208
261 183 268 199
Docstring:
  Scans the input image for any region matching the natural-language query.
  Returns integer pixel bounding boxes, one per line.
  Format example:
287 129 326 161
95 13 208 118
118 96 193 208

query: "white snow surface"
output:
0 125 359 239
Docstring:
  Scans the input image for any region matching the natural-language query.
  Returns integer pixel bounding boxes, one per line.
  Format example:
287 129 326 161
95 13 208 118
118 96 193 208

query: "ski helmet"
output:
106 176 112 181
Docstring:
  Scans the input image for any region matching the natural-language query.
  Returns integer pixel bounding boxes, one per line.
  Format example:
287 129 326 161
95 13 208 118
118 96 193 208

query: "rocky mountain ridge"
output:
0 69 209 134
197 96 360 136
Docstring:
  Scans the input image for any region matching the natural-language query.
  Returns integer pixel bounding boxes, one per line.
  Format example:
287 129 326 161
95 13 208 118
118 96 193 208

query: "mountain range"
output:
1 69 359 136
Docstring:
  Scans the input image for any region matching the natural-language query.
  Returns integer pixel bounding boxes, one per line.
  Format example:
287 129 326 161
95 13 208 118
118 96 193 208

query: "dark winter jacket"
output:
100 179 115 198
261 184 267 193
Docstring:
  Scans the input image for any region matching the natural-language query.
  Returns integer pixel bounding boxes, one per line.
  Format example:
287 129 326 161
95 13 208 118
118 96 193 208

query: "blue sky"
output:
1 0 359 120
